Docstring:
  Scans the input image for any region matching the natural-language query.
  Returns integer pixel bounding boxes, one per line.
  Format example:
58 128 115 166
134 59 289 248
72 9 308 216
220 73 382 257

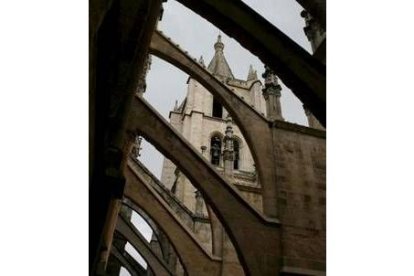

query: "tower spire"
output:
207 35 234 79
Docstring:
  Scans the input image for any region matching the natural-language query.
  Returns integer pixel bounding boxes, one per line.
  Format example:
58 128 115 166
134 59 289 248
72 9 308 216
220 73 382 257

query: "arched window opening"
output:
210 136 222 166
233 139 240 170
212 96 223 118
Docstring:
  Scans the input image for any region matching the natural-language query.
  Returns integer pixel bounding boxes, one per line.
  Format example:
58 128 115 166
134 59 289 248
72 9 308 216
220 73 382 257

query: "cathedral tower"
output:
158 35 286 275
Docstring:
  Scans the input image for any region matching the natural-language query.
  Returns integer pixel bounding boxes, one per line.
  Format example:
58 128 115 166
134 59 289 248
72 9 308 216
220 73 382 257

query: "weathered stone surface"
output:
175 0 326 125
124 163 223 275
91 1 326 275
127 95 281 275
272 126 326 272
89 0 162 271
116 215 173 276
150 31 278 217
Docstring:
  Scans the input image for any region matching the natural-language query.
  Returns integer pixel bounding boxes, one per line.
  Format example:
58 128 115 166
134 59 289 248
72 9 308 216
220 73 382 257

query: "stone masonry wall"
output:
272 126 326 271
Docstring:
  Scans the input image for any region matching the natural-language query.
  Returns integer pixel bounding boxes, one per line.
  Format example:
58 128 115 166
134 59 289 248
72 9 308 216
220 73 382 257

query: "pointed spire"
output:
214 34 224 52
247 64 258 81
208 35 234 79
198 55 205 67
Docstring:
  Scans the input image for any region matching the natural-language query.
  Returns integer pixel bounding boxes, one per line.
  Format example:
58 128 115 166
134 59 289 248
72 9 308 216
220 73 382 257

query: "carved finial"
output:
214 34 224 52
247 64 258 81
199 55 205 67
262 65 280 87
132 136 143 159
174 100 178 111
262 65 284 121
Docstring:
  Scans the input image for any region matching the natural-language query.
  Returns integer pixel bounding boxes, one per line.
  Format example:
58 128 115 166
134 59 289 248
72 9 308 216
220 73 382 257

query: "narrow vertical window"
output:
212 96 223 118
210 136 222 166
233 139 240 170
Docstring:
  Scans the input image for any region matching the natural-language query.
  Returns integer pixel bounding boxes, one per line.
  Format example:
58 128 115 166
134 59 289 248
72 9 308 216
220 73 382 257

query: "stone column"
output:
262 66 284 121
223 116 234 179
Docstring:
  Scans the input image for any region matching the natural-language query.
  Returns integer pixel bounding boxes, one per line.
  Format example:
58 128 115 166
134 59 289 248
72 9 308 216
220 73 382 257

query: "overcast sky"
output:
124 1 311 274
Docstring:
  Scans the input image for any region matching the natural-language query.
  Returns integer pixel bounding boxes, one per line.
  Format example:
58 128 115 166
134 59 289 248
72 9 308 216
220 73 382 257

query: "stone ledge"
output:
234 184 262 194
282 256 326 275
271 120 326 138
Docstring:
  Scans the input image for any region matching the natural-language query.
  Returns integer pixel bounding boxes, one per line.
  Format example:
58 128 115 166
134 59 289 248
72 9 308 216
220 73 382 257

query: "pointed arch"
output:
149 31 280 218
116 214 174 276
123 159 223 275
126 95 281 275
174 0 326 125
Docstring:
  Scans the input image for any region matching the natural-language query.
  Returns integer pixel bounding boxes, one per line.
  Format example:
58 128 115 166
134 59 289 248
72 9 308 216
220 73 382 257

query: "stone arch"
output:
121 200 176 267
110 252 137 276
110 244 152 276
126 95 281 275
149 31 279 218
115 214 174 276
123 160 223 275
209 130 224 140
122 198 188 274
174 0 326 125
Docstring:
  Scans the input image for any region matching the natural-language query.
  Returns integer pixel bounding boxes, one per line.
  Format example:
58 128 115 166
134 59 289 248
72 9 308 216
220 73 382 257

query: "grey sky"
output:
123 1 312 274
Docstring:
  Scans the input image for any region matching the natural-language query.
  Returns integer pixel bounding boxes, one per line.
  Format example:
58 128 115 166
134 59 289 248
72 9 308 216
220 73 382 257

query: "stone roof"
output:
207 35 235 79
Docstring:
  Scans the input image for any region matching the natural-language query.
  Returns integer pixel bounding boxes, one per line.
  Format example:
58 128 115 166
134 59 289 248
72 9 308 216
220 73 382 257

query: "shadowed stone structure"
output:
116 215 174 276
124 157 228 275
90 1 326 275
127 95 281 275
149 31 278 218
175 0 326 126
110 243 148 276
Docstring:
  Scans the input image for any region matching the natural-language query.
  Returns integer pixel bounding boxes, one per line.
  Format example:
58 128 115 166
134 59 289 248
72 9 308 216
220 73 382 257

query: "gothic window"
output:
210 136 222 166
233 139 240 170
212 96 223 118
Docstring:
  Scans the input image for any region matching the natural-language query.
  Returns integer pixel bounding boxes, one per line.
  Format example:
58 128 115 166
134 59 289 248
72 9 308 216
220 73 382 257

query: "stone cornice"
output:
270 119 326 139
234 183 262 194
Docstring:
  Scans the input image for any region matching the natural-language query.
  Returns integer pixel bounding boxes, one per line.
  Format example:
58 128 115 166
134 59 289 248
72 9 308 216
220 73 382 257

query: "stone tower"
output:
159 35 272 274
160 35 268 212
